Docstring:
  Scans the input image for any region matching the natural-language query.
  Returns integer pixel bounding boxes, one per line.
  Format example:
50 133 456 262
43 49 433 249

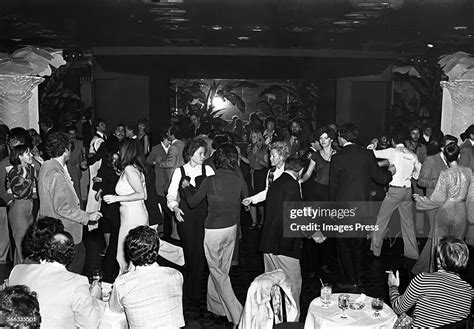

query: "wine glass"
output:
320 284 332 308
371 298 383 317
338 294 350 319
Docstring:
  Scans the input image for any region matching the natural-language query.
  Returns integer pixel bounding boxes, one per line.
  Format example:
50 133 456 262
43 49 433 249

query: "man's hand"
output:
241 197 252 207
95 190 103 202
92 176 102 183
87 211 102 225
173 206 185 222
180 178 190 189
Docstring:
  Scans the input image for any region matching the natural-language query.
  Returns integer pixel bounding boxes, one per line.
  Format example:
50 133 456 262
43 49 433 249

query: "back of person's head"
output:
9 144 30 166
270 141 289 161
441 134 458 148
443 143 460 163
45 132 70 159
212 134 232 150
437 236 469 273
285 155 305 172
0 285 40 328
169 125 183 140
391 129 409 146
8 127 29 148
184 137 208 162
214 143 238 170
43 231 75 266
125 226 160 266
22 217 64 261
339 123 359 143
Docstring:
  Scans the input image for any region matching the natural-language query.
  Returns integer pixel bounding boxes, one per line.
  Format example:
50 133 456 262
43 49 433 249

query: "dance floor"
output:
1 211 473 328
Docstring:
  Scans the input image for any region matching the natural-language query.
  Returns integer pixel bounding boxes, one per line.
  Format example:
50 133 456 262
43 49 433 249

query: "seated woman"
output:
388 237 474 327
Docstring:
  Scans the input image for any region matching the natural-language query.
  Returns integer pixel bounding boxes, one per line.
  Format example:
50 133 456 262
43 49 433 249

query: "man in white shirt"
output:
110 226 185 329
370 131 422 259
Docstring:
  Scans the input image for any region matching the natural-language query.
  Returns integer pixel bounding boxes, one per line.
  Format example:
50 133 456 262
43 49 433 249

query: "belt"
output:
389 185 410 188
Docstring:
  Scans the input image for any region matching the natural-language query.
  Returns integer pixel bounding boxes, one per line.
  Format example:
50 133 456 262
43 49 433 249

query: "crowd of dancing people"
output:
0 109 473 328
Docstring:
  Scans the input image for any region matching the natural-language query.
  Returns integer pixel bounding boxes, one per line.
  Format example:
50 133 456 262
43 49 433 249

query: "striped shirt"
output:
389 271 473 327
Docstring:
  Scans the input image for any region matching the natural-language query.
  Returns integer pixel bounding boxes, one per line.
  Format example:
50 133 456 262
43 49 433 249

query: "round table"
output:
304 293 397 329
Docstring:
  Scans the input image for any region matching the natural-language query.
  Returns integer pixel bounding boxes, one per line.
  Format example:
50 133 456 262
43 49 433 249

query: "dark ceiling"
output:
1 0 474 58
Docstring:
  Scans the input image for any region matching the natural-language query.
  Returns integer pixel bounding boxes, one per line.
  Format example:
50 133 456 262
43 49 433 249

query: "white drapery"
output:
440 80 474 139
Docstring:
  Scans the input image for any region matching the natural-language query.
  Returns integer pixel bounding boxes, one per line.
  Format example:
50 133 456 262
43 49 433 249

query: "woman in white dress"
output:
104 138 149 272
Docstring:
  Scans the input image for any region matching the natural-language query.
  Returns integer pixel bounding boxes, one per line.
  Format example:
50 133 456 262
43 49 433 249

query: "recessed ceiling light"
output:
251 26 268 32
453 26 468 31
11 38 22 42
427 43 434 48
237 36 250 41
211 25 222 31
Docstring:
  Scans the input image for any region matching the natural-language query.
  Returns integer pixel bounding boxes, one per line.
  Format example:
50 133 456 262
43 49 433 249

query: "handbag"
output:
393 312 413 328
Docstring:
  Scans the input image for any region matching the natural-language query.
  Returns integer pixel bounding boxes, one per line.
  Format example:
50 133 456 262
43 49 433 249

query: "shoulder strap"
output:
179 165 185 177
202 164 206 177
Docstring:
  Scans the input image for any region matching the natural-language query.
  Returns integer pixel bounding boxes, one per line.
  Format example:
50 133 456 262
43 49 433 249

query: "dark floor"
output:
1 212 474 328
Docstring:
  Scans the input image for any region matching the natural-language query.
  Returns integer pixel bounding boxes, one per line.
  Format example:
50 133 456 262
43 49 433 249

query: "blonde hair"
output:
270 141 289 160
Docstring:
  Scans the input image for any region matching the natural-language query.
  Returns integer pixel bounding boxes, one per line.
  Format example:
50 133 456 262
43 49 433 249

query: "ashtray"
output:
349 300 365 310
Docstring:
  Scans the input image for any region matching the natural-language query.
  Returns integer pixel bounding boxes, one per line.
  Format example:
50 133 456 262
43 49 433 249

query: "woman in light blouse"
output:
7 145 37 265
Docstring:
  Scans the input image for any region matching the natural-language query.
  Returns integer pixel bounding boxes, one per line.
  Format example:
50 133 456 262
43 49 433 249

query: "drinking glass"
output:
320 284 332 308
371 298 383 317
338 294 350 319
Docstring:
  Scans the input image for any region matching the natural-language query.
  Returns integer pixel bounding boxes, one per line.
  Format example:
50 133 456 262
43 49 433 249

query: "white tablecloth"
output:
98 283 128 329
304 293 397 329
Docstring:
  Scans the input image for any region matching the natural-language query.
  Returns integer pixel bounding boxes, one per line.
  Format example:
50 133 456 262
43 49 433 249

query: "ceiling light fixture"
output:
211 25 222 31
453 26 468 31
427 43 434 48
237 36 250 41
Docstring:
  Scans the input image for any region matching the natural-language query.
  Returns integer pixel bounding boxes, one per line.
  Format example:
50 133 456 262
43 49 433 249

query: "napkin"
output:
355 293 366 304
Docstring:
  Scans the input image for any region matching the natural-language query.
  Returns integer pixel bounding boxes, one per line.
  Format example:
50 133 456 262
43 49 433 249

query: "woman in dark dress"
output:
166 138 215 301
300 126 337 275
92 138 121 282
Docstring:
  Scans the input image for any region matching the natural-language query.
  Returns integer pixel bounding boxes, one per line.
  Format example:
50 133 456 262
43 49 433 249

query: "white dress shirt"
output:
110 263 184 329
249 164 285 204
374 144 422 187
166 162 215 211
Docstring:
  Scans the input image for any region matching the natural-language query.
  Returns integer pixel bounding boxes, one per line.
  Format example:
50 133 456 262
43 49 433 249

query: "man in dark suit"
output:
459 124 474 171
412 135 457 275
329 123 393 290
259 155 305 318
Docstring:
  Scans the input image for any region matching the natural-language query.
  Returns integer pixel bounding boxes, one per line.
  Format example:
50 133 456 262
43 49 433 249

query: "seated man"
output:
110 226 184 329
8 231 102 329
0 285 41 328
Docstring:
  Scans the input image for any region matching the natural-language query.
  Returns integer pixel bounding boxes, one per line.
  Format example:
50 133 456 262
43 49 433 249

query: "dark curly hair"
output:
214 143 238 170
316 126 337 141
0 285 40 327
42 231 75 266
339 123 359 143
22 217 64 261
184 137 207 162
45 132 71 159
9 144 30 166
125 226 160 267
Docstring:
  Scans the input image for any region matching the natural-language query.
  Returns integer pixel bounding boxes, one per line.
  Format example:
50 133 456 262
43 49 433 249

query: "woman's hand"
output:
92 176 102 183
180 178 190 189
242 197 252 207
95 190 103 202
173 206 185 222
413 194 420 202
103 195 117 204
387 270 400 287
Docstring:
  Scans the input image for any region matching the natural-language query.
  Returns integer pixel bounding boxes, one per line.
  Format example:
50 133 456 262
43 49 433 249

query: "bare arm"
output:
104 166 145 203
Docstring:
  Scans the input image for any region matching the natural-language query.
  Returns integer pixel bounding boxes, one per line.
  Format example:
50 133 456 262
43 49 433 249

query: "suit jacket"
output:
147 143 168 196
9 263 101 329
38 159 89 244
160 139 186 185
459 139 474 171
259 172 302 259
417 152 448 197
329 144 392 205
0 157 12 206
